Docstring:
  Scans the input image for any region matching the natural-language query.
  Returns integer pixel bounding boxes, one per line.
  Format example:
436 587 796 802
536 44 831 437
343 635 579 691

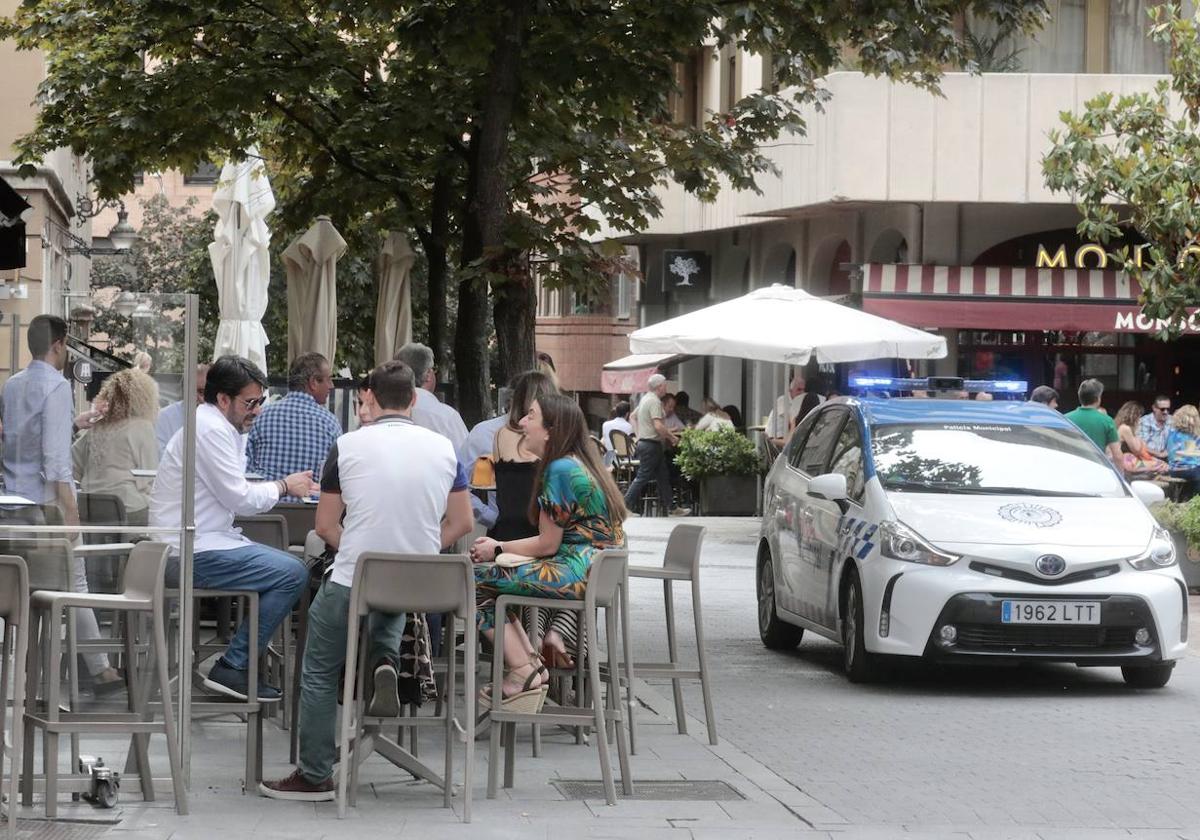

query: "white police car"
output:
757 377 1187 687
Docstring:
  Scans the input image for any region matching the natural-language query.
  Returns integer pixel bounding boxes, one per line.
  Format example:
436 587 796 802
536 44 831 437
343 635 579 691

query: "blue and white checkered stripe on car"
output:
837 515 878 560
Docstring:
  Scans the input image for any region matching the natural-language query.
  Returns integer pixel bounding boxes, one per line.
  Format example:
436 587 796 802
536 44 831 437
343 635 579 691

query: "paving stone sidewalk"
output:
10 676 839 840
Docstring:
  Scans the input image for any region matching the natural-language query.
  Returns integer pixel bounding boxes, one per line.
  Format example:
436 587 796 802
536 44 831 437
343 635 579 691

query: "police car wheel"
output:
758 557 803 650
841 571 879 683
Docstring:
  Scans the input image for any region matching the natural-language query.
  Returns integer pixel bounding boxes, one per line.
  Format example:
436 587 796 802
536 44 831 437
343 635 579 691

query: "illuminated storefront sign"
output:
1036 243 1200 269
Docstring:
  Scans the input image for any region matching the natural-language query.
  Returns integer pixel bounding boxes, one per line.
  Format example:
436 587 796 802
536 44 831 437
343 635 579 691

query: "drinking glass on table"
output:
310 458 324 502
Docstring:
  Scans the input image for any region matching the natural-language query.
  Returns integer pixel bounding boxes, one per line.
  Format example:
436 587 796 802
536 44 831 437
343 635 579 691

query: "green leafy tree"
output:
1043 4 1200 335
3 0 1048 423
88 195 215 371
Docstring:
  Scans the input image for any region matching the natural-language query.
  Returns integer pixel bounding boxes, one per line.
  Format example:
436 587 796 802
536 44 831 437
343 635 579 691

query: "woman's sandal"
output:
476 661 549 727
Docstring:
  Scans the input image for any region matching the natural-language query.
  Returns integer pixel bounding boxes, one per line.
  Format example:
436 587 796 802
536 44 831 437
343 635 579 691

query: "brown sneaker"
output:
258 768 335 802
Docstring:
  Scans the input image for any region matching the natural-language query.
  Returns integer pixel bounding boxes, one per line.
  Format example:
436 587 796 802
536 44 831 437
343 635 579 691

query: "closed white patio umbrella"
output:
284 215 347 364
629 284 947 364
209 150 275 374
374 231 415 365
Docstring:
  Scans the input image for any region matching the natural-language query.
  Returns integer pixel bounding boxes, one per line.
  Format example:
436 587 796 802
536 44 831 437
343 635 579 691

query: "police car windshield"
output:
871 422 1127 498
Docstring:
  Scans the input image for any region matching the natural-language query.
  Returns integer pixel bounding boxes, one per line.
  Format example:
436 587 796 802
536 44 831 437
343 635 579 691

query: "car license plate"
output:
1001 600 1101 624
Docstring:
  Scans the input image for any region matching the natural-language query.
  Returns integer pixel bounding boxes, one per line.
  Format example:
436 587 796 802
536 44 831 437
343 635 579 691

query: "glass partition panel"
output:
0 291 198 780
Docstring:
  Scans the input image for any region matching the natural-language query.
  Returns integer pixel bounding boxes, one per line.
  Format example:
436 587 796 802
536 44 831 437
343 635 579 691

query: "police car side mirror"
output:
808 473 849 504
1129 480 1165 508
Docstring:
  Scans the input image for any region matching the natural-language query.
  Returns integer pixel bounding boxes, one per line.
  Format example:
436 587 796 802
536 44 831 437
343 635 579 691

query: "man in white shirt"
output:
155 363 208 454
260 360 472 801
600 401 634 468
767 373 824 446
394 342 468 450
151 355 317 702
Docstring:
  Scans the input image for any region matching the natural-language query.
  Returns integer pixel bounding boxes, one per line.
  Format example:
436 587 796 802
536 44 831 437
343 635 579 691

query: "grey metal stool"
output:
233 515 291 727
156 585 264 789
336 553 476 823
628 524 717 745
25 542 187 817
0 556 29 840
487 549 633 805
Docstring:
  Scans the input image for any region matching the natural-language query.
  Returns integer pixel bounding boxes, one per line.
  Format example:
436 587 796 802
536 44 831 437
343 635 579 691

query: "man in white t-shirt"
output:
600 401 634 467
767 373 824 446
260 360 473 802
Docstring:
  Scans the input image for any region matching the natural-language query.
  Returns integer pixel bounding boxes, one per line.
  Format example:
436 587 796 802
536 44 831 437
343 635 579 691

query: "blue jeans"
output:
623 439 672 513
169 542 307 671
298 577 406 783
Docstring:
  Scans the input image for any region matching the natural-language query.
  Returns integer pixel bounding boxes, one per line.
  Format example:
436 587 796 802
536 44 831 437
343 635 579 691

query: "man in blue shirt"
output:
1 315 121 692
1138 395 1171 460
246 352 341 498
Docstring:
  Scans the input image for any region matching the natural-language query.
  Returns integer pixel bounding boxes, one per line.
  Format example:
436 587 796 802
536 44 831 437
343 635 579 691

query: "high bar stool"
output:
25 542 187 817
232 515 291 727
336 553 476 823
627 524 717 745
0 556 29 840
157 583 265 790
487 549 634 805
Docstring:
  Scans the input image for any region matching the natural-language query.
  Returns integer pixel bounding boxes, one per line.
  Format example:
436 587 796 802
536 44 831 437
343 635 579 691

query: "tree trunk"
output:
492 259 536 389
418 167 452 374
454 0 529 425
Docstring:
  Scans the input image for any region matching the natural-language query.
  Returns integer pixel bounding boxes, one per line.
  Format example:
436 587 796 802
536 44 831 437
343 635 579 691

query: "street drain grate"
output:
553 779 744 801
13 821 114 840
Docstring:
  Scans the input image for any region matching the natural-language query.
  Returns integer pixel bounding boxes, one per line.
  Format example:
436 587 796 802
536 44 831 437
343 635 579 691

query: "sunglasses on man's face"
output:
238 396 268 410
1154 405 1170 412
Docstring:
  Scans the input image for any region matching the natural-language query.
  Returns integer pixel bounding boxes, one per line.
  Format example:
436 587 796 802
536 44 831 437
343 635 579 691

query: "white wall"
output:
593 72 1169 239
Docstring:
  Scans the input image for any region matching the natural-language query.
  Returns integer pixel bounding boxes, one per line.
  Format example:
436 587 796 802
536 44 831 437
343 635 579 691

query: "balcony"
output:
596 71 1168 238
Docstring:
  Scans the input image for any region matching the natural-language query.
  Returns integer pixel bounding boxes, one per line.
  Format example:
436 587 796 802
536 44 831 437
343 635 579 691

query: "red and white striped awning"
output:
860 264 1173 333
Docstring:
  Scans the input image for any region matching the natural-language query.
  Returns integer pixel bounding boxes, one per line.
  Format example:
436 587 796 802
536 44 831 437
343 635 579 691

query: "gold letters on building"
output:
1035 243 1200 269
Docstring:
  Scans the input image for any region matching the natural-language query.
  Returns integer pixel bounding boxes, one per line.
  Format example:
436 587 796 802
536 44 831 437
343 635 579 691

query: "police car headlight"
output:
1127 527 1177 570
879 521 959 566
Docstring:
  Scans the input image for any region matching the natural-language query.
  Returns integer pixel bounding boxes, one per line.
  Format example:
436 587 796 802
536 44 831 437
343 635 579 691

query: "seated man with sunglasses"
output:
151 355 318 701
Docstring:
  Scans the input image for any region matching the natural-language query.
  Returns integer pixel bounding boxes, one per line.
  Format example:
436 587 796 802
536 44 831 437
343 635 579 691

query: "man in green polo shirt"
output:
1063 378 1123 471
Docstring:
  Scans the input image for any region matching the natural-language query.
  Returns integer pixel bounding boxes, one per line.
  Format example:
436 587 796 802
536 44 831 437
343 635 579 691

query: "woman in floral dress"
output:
470 393 627 711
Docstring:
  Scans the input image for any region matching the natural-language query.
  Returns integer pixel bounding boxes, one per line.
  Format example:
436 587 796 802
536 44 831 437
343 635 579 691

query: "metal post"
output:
179 295 198 785
9 312 20 376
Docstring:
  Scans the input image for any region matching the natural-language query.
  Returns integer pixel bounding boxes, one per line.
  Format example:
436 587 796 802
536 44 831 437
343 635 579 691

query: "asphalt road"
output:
624 515 1200 836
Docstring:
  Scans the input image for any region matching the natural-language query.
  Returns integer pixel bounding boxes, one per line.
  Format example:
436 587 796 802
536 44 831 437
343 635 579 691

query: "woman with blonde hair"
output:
1167 404 1200 495
72 368 160 525
1114 401 1168 479
695 397 734 431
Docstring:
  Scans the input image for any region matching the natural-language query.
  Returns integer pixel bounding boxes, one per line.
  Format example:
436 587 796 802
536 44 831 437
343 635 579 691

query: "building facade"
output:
577 0 1193 420
0 0 94 375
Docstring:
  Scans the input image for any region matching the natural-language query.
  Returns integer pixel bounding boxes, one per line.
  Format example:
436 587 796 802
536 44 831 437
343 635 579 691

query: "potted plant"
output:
675 427 760 516
1149 498 1200 590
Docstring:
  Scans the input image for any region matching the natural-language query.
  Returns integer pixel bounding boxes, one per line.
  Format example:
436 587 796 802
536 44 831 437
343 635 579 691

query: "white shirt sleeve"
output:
195 424 280 516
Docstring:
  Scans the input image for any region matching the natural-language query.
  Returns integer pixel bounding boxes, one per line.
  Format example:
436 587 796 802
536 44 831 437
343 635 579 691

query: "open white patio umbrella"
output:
209 150 275 374
373 231 415 365
628 284 947 364
284 215 347 364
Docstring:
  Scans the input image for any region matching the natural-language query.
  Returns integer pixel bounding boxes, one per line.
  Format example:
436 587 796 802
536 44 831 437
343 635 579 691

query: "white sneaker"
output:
669 507 692 517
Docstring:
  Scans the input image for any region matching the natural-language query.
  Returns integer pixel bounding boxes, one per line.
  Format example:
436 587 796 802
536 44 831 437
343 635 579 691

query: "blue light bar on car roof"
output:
849 376 1028 395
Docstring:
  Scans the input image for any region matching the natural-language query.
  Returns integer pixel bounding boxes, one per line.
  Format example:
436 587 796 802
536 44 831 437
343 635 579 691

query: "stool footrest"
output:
627 567 691 581
491 704 624 728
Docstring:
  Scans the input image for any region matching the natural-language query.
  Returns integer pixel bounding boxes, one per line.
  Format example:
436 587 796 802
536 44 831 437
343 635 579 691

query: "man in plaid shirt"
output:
247 352 342 499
